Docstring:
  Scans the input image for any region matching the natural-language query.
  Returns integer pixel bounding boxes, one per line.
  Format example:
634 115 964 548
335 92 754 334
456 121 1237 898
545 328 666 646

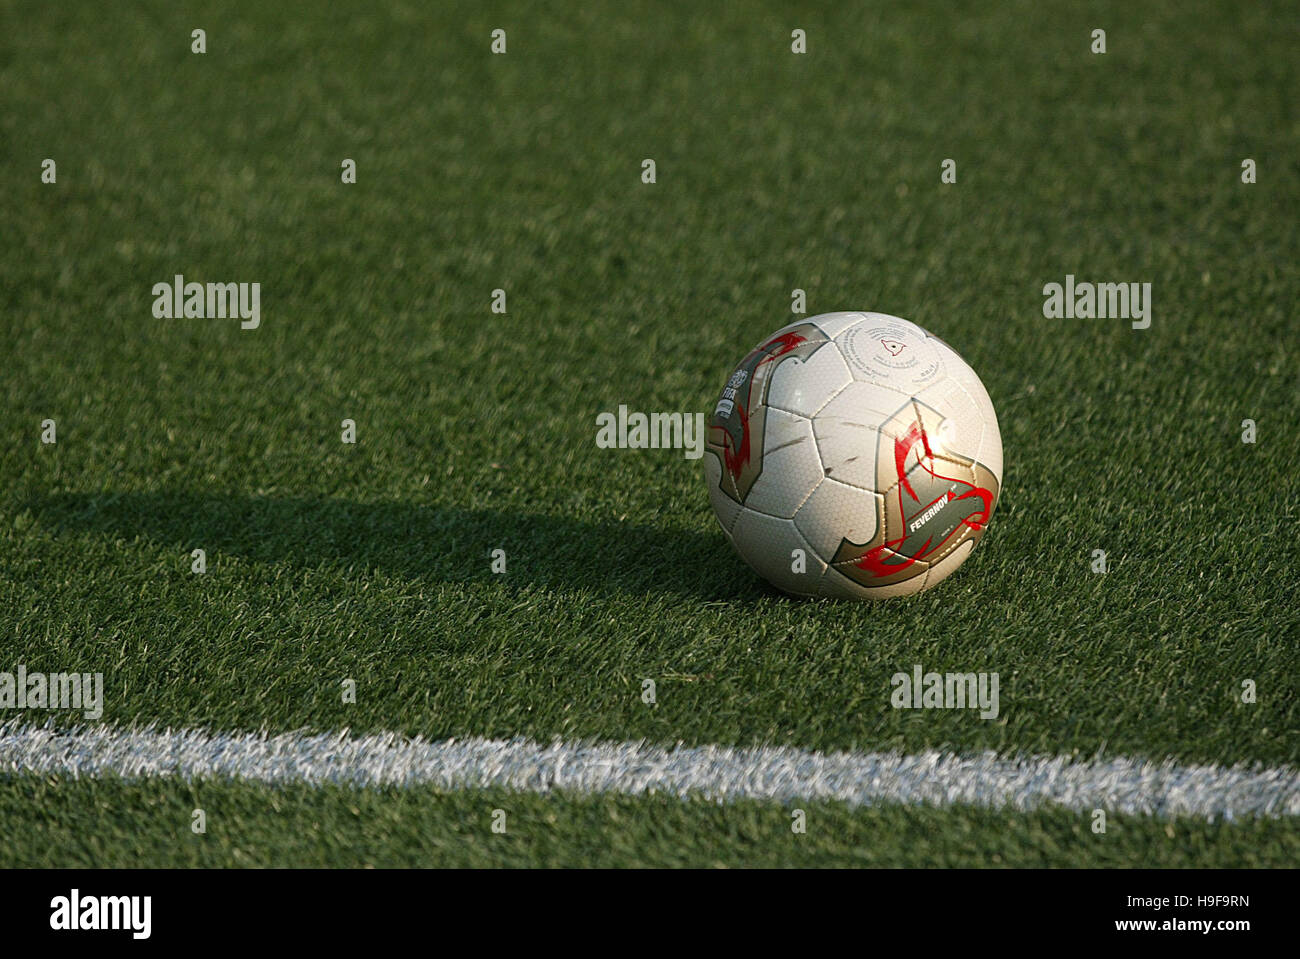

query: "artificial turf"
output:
0 0 1296 866
2 776 1297 869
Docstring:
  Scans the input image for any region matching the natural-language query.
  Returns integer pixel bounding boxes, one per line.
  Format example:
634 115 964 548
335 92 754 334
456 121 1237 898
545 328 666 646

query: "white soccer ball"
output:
704 312 1003 599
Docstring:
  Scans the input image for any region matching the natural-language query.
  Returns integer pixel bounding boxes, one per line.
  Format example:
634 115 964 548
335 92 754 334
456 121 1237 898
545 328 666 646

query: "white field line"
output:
1 721 1297 821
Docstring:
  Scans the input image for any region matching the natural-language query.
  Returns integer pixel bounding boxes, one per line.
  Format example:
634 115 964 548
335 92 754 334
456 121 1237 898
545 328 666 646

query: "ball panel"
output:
863 312 930 337
980 416 1004 490
728 508 825 597
792 477 881 562
706 321 834 507
925 337 1003 486
810 381 902 491
909 381 984 472
880 452 985 567
704 449 743 534
740 409 822 519
802 311 869 339
820 561 932 600
835 314 946 396
764 338 853 418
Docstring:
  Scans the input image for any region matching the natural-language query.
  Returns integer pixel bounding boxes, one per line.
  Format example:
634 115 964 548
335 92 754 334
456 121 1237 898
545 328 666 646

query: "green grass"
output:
1 0 1297 866
2 776 1296 868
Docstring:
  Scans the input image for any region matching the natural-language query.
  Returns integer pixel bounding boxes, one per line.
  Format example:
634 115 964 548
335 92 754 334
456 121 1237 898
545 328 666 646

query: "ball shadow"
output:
26 490 771 602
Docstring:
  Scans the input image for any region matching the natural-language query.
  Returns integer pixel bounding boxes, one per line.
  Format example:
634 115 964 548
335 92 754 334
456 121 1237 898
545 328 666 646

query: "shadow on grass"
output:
27 491 770 602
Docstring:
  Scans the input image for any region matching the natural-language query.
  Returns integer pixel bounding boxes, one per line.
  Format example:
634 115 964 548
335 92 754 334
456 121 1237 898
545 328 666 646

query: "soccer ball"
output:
704 312 1002 599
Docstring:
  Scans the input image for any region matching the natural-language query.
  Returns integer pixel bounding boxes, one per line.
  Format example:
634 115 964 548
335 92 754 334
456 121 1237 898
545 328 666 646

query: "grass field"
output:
1 0 1297 867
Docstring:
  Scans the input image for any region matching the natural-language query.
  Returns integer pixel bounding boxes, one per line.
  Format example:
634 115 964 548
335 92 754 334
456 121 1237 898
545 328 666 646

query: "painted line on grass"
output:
1 721 1296 820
